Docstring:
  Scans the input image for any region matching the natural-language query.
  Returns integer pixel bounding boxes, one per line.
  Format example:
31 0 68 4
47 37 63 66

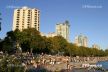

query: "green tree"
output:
2 30 22 53
49 36 68 55
21 28 46 53
66 43 77 56
2 37 14 53
105 49 108 56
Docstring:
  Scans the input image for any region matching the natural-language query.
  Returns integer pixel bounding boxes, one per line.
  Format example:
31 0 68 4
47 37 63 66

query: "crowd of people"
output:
0 51 108 72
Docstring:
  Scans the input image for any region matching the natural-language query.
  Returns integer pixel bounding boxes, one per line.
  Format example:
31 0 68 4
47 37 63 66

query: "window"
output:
28 10 31 13
16 23 19 25
27 22 30 23
22 21 24 23
16 26 19 28
28 14 30 17
34 22 36 24
34 25 37 27
27 26 30 28
17 13 19 15
28 12 30 14
17 13 20 15
35 21 37 23
17 9 20 11
16 22 19 24
17 16 19 18
28 17 30 18
16 19 19 20
28 19 30 21
17 21 19 22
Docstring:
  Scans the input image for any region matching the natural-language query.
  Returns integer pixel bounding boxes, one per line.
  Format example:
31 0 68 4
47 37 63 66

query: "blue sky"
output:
0 0 108 49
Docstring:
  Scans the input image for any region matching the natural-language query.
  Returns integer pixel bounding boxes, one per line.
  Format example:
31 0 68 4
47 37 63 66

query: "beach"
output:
32 54 108 72
0 52 108 72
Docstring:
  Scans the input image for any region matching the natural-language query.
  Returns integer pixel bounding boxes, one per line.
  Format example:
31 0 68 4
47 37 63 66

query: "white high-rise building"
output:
12 6 40 31
75 34 88 47
56 21 70 41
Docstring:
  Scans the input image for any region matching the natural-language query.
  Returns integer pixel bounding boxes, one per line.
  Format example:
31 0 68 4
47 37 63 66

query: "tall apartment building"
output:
56 21 70 41
75 34 88 47
12 6 40 31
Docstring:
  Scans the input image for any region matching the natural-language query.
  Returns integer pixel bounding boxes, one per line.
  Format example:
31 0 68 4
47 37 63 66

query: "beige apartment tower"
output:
56 21 70 41
75 34 88 47
12 6 40 31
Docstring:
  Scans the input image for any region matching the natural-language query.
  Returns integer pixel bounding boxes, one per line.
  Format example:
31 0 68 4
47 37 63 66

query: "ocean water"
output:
97 61 108 70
